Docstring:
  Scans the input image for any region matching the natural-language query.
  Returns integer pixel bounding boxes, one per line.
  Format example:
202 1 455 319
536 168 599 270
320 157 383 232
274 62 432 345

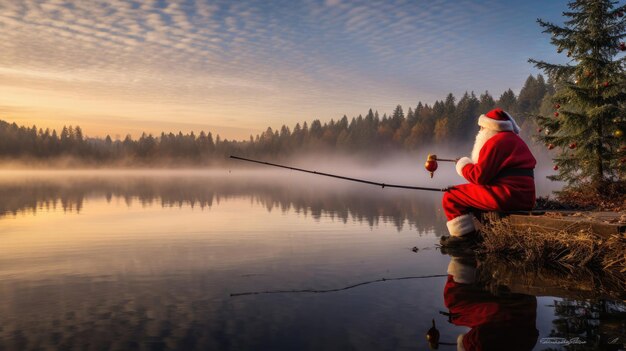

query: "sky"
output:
0 0 569 140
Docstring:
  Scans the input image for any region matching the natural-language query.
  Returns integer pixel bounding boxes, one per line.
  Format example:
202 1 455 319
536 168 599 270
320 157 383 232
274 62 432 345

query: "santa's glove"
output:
455 157 473 177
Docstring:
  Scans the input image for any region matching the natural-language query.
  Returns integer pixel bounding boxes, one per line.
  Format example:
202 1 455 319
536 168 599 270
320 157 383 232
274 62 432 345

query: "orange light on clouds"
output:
0 81 261 140
0 0 552 140
0 0 452 140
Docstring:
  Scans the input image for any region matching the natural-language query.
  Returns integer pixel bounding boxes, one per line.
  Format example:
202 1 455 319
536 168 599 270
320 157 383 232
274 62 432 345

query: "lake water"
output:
0 170 623 350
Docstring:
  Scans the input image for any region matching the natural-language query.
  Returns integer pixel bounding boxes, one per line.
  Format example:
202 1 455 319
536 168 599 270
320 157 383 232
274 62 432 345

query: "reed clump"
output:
479 218 626 274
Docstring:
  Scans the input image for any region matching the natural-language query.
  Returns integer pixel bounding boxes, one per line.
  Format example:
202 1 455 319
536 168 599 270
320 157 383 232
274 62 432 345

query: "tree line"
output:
0 74 553 165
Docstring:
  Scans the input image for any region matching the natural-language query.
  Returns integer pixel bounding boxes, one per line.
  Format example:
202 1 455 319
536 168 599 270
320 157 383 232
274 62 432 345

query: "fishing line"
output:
230 155 451 192
230 274 448 297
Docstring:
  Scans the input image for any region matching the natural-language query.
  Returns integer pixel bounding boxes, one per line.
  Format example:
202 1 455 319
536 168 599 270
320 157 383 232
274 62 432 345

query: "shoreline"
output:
473 211 625 287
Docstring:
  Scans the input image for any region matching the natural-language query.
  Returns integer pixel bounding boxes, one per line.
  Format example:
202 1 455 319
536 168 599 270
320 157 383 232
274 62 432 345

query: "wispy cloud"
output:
0 0 567 138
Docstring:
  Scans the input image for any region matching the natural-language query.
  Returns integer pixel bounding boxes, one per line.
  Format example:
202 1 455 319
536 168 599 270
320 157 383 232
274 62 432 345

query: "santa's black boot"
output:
439 231 480 248
442 214 480 248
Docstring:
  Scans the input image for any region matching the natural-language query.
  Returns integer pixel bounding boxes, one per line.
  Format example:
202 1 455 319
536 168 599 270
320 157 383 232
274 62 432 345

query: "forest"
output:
0 74 553 166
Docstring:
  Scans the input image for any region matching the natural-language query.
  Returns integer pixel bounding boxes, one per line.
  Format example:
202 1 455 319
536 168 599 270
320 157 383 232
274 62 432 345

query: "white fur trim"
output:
447 257 477 284
457 334 466 351
455 157 473 177
478 114 514 132
471 128 498 162
446 214 475 237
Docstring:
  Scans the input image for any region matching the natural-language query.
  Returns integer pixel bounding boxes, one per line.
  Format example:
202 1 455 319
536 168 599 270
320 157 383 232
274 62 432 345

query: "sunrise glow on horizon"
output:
0 0 567 140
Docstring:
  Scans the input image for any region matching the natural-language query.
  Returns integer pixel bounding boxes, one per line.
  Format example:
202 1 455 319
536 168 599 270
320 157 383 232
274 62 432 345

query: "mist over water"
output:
0 141 563 197
0 168 604 351
0 168 448 234
276 151 563 198
0 152 562 226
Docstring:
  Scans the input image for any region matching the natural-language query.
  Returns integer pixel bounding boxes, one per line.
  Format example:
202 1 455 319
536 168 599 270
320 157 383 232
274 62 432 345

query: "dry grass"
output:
479 218 626 273
536 180 626 212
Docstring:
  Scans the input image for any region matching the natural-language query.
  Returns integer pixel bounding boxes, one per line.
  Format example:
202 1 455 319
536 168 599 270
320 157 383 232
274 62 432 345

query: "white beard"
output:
471 129 499 163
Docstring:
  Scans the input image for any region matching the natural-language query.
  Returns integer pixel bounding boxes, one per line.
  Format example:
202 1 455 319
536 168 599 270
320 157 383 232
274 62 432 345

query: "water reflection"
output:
547 299 626 351
0 171 448 234
0 172 624 350
432 253 626 351
440 255 539 350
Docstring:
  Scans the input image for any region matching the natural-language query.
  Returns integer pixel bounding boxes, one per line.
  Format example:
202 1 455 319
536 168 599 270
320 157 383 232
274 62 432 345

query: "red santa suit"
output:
443 109 536 237
444 257 539 351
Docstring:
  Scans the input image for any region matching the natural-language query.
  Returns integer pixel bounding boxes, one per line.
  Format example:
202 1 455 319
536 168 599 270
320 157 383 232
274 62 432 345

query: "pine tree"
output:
478 91 496 114
454 91 480 142
390 105 404 129
74 126 84 142
529 0 626 187
517 75 549 119
497 89 518 113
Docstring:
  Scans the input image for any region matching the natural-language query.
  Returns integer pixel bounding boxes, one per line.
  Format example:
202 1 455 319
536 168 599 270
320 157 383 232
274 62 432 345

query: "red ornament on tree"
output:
603 81 609 87
554 103 561 109
537 128 542 133
569 142 577 149
553 165 559 171
620 42 626 51
554 112 559 117
547 144 555 150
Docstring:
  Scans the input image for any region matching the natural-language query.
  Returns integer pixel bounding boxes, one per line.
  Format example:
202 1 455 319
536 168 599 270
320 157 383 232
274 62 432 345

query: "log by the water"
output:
479 210 625 239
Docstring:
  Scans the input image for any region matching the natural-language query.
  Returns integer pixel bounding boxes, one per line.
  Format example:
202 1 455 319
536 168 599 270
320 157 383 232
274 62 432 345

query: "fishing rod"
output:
230 155 452 192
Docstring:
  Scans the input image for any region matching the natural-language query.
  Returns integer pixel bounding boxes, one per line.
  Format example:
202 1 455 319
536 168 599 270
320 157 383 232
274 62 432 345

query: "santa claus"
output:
443 256 539 351
441 108 536 247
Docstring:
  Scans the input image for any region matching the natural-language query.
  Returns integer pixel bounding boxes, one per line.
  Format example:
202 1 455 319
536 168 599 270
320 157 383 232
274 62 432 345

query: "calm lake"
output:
0 170 623 350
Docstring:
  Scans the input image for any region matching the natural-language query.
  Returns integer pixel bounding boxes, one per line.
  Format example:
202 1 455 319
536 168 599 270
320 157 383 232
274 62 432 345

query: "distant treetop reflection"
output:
0 172 448 234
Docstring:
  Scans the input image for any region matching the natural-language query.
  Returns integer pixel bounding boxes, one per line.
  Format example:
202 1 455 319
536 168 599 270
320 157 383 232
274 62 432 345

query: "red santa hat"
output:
478 108 520 134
